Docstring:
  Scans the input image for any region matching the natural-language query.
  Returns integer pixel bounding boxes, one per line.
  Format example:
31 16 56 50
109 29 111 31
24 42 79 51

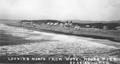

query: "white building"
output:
116 26 120 30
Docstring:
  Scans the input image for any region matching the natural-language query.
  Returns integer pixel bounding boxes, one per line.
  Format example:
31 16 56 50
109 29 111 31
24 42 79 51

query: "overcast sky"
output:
0 0 120 21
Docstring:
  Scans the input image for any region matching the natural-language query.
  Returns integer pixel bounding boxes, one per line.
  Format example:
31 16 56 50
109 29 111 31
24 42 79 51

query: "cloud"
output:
0 0 120 21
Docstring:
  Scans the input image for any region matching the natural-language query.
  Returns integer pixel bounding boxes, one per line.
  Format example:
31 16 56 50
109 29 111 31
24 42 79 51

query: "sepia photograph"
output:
0 0 120 64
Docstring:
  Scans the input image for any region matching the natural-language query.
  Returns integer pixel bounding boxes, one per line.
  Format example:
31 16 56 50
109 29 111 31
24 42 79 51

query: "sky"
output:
0 0 120 21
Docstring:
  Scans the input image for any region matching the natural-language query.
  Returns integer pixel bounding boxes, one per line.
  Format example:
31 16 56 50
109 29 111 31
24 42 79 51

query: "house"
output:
102 25 108 30
74 25 80 30
85 25 90 28
115 26 120 30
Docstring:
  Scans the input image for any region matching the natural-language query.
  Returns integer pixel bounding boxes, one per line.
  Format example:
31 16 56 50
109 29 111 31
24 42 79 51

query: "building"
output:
116 26 120 30
74 25 80 30
103 25 108 30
